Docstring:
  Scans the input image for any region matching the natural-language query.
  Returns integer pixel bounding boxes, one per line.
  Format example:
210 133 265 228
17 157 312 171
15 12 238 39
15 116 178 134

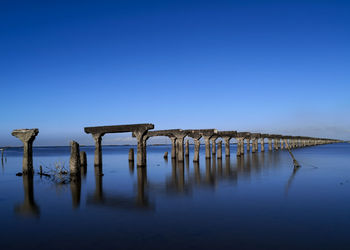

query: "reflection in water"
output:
217 158 223 177
94 166 104 202
14 175 40 218
285 166 301 196
87 165 152 210
70 176 81 209
194 161 200 184
205 159 214 186
163 151 285 195
136 166 148 206
81 165 87 179
129 160 135 175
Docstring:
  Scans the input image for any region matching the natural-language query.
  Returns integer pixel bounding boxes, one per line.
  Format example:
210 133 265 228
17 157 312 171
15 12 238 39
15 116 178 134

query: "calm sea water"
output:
0 143 349 250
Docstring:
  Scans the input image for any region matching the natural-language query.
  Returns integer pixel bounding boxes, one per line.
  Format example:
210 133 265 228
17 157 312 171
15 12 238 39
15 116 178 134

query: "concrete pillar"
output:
170 137 177 159
203 136 211 159
129 148 134 161
11 129 39 175
236 138 242 157
70 141 81 176
193 138 201 162
211 137 217 155
246 139 251 152
268 138 272 151
224 137 231 157
142 137 147 164
80 151 87 167
252 138 257 153
92 133 103 166
260 138 265 152
217 140 222 159
176 136 185 161
280 139 284 149
274 138 279 150
133 130 149 166
185 140 189 156
240 138 245 155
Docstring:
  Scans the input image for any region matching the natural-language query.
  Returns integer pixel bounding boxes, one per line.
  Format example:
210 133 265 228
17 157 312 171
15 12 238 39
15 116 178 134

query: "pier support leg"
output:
134 128 150 166
193 138 200 162
268 138 272 151
203 136 211 159
11 129 39 175
260 138 265 152
92 133 103 166
211 137 217 155
217 141 222 159
246 139 250 152
185 140 189 156
170 137 177 159
176 136 185 161
224 137 231 158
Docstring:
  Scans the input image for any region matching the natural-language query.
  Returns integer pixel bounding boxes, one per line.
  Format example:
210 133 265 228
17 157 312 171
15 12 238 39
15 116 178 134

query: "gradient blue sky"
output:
1 0 349 146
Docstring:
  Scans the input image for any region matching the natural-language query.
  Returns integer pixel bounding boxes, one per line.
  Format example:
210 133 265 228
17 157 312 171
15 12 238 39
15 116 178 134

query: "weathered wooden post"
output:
163 151 168 159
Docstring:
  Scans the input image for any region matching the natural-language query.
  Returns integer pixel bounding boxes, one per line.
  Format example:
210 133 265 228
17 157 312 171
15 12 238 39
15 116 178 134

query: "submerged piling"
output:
69 141 81 176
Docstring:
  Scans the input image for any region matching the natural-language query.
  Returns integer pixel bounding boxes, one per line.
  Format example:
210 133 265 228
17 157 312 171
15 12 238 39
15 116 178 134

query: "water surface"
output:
0 143 349 249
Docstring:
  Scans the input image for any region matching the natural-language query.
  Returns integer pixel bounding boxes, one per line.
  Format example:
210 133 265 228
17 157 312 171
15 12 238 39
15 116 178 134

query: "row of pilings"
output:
8 125 343 175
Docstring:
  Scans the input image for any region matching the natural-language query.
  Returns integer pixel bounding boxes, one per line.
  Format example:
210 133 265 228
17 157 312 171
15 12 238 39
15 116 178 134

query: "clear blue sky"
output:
1 0 349 146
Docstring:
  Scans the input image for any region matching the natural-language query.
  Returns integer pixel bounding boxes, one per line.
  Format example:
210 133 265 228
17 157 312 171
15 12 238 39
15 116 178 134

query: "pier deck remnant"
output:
84 123 154 166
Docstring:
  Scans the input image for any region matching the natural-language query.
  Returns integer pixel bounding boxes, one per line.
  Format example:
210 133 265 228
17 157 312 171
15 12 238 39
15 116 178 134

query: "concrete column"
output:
268 138 272 151
235 138 241 156
217 140 222 159
134 130 148 166
142 137 148 164
211 137 217 155
69 141 81 176
170 137 177 159
203 136 211 159
185 140 189 156
224 137 231 157
252 138 258 153
240 138 245 155
193 138 200 162
92 133 103 166
280 139 284 149
246 139 251 152
11 129 39 175
260 138 265 152
176 136 185 161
